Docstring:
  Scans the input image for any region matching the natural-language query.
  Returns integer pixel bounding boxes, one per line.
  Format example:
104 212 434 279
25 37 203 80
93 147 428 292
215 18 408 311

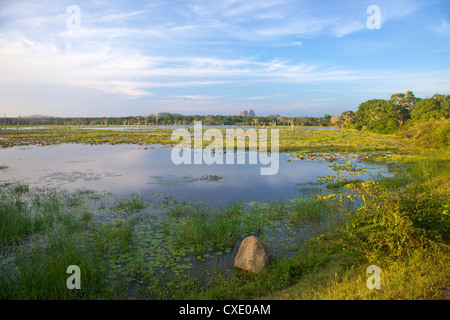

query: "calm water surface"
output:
0 143 387 205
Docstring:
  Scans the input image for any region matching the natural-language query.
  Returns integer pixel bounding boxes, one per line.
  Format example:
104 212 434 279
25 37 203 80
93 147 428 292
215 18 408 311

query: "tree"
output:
354 99 401 134
390 91 419 109
321 114 332 126
339 110 356 127
390 91 419 125
411 94 450 122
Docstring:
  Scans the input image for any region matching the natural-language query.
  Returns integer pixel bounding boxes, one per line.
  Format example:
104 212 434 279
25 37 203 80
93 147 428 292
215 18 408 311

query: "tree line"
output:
338 91 449 134
0 114 333 128
338 91 449 148
1 91 448 137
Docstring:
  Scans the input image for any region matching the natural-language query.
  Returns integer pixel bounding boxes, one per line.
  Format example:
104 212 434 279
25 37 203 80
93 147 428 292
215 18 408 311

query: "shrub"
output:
400 119 450 148
317 162 421 262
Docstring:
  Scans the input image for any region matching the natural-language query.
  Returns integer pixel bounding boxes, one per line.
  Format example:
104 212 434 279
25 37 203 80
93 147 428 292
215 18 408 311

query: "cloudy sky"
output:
0 0 449 117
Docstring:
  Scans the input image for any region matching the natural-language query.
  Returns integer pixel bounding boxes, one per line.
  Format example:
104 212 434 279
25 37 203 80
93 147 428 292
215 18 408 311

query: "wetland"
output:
0 125 448 300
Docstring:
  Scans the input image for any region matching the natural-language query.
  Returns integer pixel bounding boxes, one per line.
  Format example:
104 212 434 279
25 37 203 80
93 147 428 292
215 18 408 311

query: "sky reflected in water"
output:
0 144 388 205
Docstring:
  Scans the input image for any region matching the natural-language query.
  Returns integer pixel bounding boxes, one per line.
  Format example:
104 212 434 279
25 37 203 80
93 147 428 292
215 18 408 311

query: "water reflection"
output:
0 144 387 205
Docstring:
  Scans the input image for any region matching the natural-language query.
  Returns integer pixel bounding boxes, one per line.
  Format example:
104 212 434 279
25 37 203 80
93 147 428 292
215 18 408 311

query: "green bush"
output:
317 163 424 262
400 119 450 148
399 176 450 242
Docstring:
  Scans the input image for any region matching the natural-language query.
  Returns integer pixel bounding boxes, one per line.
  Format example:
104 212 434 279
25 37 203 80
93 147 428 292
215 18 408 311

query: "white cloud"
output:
432 20 450 35
173 95 213 100
0 35 155 99
332 20 366 37
248 94 285 100
0 32 361 99
0 0 448 117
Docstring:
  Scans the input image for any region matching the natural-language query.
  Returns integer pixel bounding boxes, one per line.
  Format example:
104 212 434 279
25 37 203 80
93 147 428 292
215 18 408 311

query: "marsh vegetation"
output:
0 96 449 300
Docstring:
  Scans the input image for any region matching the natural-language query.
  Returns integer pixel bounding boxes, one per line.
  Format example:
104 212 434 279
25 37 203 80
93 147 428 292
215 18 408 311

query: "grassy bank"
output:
266 149 450 300
1 149 447 299
0 126 404 154
0 127 448 300
0 128 174 148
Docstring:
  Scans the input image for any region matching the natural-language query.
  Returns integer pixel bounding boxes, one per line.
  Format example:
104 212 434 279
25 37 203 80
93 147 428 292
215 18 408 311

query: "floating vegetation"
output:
0 127 405 154
148 175 187 188
36 170 122 185
1 126 444 301
38 171 103 183
113 194 146 214
184 174 224 182
0 181 337 299
0 128 174 149
148 174 224 188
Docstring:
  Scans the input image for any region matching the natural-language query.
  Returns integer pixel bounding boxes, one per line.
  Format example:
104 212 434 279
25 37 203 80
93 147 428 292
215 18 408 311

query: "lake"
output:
0 143 388 206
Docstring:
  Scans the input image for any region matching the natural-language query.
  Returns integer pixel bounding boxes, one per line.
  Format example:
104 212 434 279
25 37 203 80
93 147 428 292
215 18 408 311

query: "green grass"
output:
113 194 145 214
264 243 449 300
0 128 174 148
326 179 363 190
0 127 448 300
2 156 447 300
0 126 405 154
0 182 340 299
278 128 404 153
265 149 450 300
0 183 60 246
0 185 130 299
288 198 336 228
173 206 242 256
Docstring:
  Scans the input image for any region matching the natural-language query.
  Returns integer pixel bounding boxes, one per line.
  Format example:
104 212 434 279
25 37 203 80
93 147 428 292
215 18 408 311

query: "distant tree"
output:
390 91 419 109
390 91 419 125
298 116 311 126
339 110 356 127
321 114 332 126
205 115 213 125
355 99 401 134
288 118 294 130
411 94 450 122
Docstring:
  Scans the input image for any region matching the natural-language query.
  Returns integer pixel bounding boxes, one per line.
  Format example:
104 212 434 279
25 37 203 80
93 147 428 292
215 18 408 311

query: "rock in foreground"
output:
234 236 274 273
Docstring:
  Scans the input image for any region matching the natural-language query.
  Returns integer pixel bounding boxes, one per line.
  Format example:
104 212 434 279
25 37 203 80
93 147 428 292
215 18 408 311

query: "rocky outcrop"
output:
238 109 255 117
234 236 274 273
153 112 182 117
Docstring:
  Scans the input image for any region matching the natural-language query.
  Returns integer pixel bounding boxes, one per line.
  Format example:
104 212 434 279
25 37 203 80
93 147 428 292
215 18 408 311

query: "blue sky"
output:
0 0 449 117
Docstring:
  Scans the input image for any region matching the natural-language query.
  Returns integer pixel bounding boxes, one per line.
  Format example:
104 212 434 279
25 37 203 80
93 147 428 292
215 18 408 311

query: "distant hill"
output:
152 112 182 117
266 114 281 118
